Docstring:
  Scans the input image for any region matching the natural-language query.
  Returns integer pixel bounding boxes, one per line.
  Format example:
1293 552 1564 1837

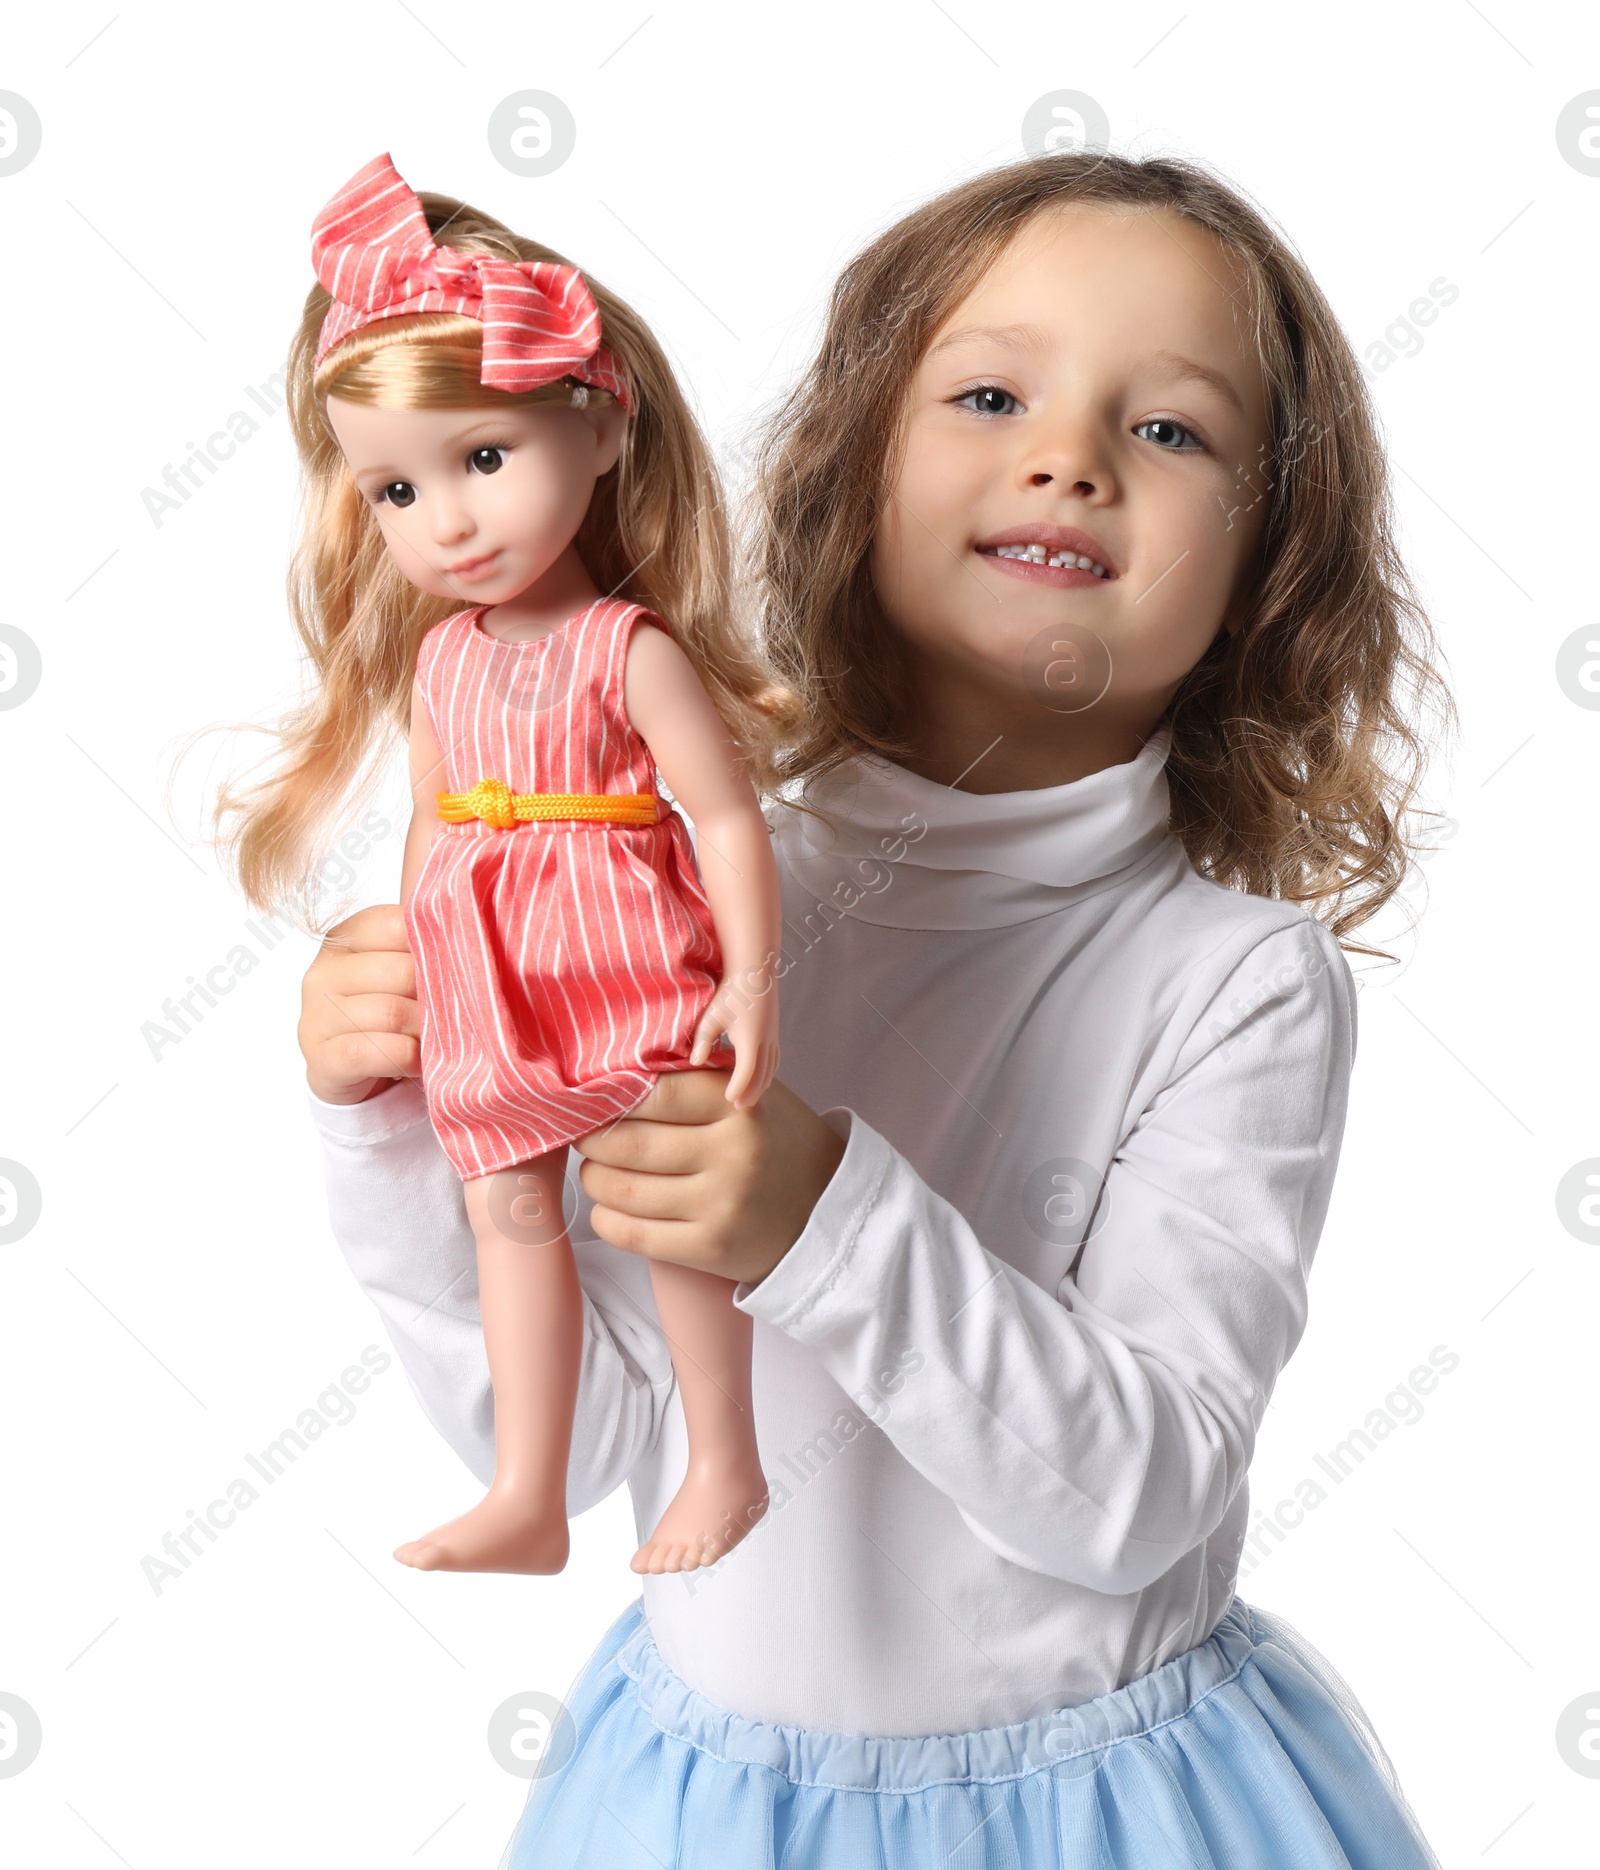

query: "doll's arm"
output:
731 917 1357 1596
400 678 441 909
308 1078 676 1510
623 622 782 1108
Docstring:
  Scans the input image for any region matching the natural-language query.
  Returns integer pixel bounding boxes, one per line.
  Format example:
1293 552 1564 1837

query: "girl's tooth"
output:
994 543 1111 576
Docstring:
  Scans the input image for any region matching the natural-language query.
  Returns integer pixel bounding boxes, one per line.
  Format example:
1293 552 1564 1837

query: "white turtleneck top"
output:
307 725 1356 1736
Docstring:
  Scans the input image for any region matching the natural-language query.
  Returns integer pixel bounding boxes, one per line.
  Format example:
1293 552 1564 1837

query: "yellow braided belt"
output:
437 776 661 829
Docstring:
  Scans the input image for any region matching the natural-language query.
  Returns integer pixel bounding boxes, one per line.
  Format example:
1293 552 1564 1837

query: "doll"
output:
232 152 783 1576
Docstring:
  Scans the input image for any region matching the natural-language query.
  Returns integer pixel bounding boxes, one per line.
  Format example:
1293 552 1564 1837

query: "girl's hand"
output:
572 1068 844 1288
688 973 779 1110
298 905 420 1105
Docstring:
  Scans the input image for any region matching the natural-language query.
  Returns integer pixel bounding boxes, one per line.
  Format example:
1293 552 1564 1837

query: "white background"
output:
0 3 1593 1865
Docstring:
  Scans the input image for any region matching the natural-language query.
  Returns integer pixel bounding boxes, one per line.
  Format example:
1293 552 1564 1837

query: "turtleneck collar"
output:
772 725 1177 931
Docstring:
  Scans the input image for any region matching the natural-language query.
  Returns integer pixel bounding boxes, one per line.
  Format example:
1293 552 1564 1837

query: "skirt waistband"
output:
612 1597 1261 1793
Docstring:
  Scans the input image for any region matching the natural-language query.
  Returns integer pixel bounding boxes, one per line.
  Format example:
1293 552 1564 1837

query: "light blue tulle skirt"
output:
500 1592 1441 1868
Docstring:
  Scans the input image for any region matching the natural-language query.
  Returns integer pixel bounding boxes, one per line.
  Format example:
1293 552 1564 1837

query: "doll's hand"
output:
688 975 778 1110
298 905 420 1104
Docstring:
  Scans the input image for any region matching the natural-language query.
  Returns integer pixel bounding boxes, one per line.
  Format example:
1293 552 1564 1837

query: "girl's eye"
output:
379 482 416 509
1134 417 1204 452
469 445 509 474
953 384 1021 418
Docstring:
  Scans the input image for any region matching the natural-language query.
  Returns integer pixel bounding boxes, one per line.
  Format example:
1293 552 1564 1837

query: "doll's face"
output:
323 390 626 609
870 203 1272 746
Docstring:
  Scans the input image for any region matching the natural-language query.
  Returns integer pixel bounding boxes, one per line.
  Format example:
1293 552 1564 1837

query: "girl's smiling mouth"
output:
975 524 1116 584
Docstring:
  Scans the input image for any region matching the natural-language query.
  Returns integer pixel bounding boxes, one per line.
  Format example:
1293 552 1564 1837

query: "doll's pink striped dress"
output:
402 598 723 1181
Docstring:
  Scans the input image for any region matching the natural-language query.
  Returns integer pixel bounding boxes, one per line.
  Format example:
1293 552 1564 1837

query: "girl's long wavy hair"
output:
208 184 788 932
746 151 1455 950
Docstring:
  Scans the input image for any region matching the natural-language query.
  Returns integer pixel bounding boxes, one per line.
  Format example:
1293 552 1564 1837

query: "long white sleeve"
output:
307 1076 673 1514
733 916 1355 1598
297 730 1375 1736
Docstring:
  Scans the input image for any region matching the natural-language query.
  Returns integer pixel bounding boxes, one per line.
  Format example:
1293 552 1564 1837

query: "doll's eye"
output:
379 482 417 509
953 384 1020 418
1134 417 1204 452
468 445 509 474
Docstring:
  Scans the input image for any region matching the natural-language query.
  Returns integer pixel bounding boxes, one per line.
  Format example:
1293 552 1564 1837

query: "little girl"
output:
300 150 1448 1867
218 153 783 1577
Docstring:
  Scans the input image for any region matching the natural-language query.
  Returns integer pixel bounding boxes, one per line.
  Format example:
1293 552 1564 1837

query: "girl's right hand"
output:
298 904 421 1105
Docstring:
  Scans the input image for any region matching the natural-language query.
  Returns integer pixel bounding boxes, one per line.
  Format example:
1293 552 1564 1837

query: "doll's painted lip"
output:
449 550 501 578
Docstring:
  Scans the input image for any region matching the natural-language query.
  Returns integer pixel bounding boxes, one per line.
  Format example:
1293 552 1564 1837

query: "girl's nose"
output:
1019 420 1113 501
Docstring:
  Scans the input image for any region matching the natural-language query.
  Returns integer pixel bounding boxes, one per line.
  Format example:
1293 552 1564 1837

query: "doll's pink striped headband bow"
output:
310 151 634 411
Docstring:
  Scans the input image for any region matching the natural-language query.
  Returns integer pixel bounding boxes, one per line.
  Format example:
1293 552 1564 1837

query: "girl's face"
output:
323 392 626 609
870 202 1272 778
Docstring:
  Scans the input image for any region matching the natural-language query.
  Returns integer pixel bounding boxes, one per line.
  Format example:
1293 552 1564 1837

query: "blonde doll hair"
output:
209 186 791 932
746 151 1455 950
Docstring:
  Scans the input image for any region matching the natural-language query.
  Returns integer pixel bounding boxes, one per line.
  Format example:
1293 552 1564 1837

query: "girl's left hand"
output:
571 1069 845 1288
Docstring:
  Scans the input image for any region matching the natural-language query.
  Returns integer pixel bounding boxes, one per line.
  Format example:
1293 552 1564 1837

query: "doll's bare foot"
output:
631 1458 770 1574
394 1484 570 1574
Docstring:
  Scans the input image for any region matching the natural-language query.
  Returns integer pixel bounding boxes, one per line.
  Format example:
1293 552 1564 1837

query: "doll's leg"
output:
632 1259 770 1575
393 1146 579 1573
